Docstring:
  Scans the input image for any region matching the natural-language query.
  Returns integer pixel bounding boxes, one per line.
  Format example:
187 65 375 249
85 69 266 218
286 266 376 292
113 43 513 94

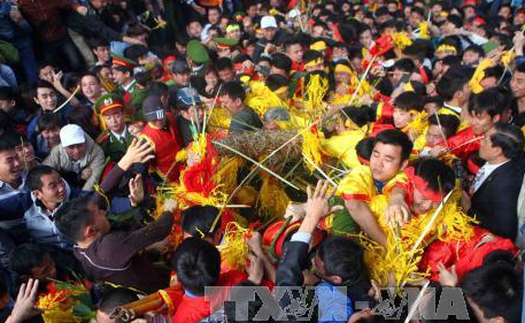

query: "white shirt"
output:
110 126 128 143
472 160 509 193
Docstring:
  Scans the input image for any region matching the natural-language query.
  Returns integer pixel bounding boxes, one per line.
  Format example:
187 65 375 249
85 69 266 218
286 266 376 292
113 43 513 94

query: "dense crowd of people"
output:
0 0 524 322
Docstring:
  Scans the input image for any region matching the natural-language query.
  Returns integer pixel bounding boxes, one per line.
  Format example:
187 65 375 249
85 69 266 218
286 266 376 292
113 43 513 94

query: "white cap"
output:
60 124 85 147
288 9 301 19
260 15 278 29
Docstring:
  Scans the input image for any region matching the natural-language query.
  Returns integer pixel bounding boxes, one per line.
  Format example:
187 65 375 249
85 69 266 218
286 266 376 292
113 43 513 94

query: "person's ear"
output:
400 159 409 170
84 225 97 239
33 96 39 105
33 189 43 201
329 275 343 285
493 114 501 123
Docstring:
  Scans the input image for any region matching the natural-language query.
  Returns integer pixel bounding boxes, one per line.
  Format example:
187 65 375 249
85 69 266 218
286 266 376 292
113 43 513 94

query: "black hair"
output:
126 23 147 37
148 81 169 98
464 44 485 58
123 44 149 62
392 58 416 74
88 38 110 50
375 7 391 18
393 92 424 112
181 205 221 238
411 6 425 18
356 137 375 162
54 195 95 243
270 53 292 74
427 114 459 138
0 132 17 153
37 113 63 133
170 237 221 296
220 81 246 101
413 158 456 193
374 129 413 161
461 263 522 323
482 250 517 268
27 165 59 191
441 55 462 68
517 62 525 74
446 14 463 28
265 74 289 92
489 122 525 159
98 288 139 317
406 80 427 97
468 88 508 118
436 70 469 101
302 50 324 65
35 80 55 92
216 57 234 72
317 236 369 286
341 106 375 128
283 37 303 51
482 65 504 82
9 243 48 276
0 86 15 101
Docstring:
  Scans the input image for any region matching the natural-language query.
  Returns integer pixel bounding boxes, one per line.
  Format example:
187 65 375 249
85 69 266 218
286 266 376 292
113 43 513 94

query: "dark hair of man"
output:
126 23 147 37
35 80 55 92
98 288 139 317
439 36 462 53
461 263 522 323
406 81 427 97
482 65 504 82
220 81 246 101
356 137 375 162
374 129 413 161
411 6 425 18
516 62 525 74
38 61 56 72
123 45 148 62
378 20 398 33
283 37 302 52
428 114 459 138
446 14 463 28
402 43 426 63
317 236 369 286
490 122 525 159
393 92 423 112
27 165 58 191
271 53 292 74
302 50 324 65
482 250 517 268
0 86 15 101
341 105 375 128
392 58 416 74
0 133 17 153
441 55 462 69
181 205 221 238
88 38 110 50
464 44 485 58
216 57 234 72
37 113 63 133
413 158 456 193
436 70 468 101
375 7 391 18
1 130 28 148
9 243 47 276
54 195 95 242
148 81 169 98
170 237 221 296
232 54 251 65
207 6 221 14
265 74 289 92
468 88 507 118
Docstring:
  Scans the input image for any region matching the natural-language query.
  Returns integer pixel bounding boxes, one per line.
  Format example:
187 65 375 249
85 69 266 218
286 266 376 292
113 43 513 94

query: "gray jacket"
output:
43 134 105 191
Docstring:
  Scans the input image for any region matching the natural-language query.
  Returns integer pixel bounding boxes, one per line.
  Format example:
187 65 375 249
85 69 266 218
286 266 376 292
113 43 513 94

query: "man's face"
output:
227 28 242 41
220 94 240 113
304 60 324 73
186 22 203 38
81 75 101 100
510 71 525 99
312 25 325 38
270 66 287 77
0 149 21 184
90 0 107 10
469 111 498 135
411 185 438 215
102 109 125 133
30 254 57 282
173 71 190 87
181 105 204 123
263 27 277 41
33 172 67 207
370 142 404 182
0 98 15 113
39 65 54 83
390 68 406 87
247 5 257 18
41 127 61 147
87 200 111 237
393 108 414 129
92 46 109 63
150 118 167 129
458 83 471 107
34 87 58 112
462 50 480 66
286 44 304 63
409 12 422 27
208 9 221 24
479 128 498 162
218 68 234 82
15 142 35 165
335 71 350 84
332 47 348 62
480 76 497 90
111 68 130 85
65 143 87 162
426 124 446 146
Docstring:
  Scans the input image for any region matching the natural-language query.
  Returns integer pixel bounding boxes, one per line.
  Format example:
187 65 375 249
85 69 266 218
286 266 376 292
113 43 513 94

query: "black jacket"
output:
469 157 525 241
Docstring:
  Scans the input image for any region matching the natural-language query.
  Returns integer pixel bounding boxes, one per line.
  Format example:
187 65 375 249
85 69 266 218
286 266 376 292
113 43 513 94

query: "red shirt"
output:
19 0 80 43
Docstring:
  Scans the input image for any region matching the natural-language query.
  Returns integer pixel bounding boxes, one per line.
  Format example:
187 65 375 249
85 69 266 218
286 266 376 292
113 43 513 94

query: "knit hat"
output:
142 95 165 121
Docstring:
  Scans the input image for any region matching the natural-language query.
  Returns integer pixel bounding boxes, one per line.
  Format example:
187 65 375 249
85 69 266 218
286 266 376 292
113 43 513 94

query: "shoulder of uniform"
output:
96 131 111 144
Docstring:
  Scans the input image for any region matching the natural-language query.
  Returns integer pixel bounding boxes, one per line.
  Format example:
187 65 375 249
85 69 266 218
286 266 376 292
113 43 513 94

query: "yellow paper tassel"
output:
217 222 251 271
301 126 325 173
392 32 413 50
258 174 291 220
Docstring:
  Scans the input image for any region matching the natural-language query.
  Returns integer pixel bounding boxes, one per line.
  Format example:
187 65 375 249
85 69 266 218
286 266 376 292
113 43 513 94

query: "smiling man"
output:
338 129 413 246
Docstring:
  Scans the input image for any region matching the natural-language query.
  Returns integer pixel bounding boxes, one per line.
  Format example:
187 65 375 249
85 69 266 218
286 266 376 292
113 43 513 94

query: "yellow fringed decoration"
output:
403 111 428 138
301 126 325 173
217 222 252 271
216 156 245 195
501 50 516 67
37 283 90 323
245 81 289 117
418 21 430 40
469 58 492 94
392 32 413 50
207 106 232 135
258 174 291 220
304 74 329 113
